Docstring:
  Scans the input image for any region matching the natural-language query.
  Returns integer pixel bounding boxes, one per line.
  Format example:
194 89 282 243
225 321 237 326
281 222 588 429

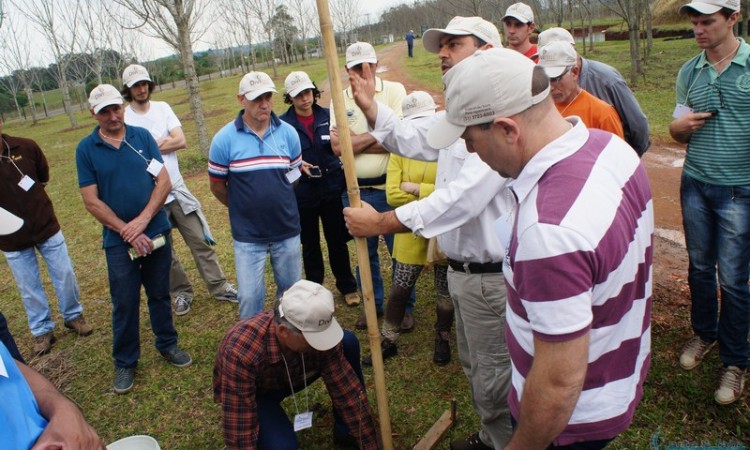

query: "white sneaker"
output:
715 366 746 405
679 336 716 370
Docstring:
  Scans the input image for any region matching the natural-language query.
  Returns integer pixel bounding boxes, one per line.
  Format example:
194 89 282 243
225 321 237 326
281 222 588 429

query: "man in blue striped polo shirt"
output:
209 72 303 319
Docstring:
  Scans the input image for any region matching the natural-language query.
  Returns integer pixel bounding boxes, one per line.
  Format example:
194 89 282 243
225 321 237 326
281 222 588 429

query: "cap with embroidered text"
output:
122 64 152 88
89 84 124 114
538 27 576 49
537 41 578 78
402 91 437 119
285 71 316 98
427 49 549 149
239 72 277 101
503 2 535 24
680 0 740 14
422 16 503 54
345 42 378 69
279 280 343 351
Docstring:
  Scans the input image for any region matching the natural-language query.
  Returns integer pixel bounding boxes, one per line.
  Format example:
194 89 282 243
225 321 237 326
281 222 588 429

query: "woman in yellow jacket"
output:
362 92 453 366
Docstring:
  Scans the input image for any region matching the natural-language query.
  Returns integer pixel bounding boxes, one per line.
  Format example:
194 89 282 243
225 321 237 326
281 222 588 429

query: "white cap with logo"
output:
680 0 740 14
88 84 124 114
279 280 343 351
285 71 315 98
538 27 576 49
503 2 535 24
537 41 579 78
122 64 152 88
345 42 378 69
422 16 503 54
427 49 549 149
239 72 277 101
402 91 437 119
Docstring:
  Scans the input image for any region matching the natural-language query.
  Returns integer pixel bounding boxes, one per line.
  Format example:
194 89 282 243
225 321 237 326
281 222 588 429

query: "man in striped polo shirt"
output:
428 49 653 449
209 72 303 319
670 0 750 405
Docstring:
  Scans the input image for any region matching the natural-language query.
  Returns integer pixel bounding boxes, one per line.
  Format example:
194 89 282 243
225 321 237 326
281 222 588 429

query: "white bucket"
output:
107 435 161 450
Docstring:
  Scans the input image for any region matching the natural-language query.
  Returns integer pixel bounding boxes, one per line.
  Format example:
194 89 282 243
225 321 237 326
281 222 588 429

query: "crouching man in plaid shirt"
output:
213 280 378 449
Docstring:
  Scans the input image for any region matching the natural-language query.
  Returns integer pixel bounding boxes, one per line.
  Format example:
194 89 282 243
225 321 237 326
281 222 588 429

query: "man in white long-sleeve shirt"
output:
343 16 512 450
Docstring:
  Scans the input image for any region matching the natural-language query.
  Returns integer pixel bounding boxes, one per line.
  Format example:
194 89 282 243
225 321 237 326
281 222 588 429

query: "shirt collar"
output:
695 37 749 69
233 110 282 135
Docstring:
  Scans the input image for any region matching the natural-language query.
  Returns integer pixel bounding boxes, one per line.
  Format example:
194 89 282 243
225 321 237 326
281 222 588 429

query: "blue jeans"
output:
3 230 83 336
235 235 302 319
104 235 177 368
256 330 364 449
681 174 750 368
342 189 415 312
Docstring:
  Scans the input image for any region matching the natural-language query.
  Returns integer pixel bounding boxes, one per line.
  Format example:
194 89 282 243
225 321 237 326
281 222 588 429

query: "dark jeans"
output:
104 235 178 368
299 196 357 295
0 311 24 363
256 330 364 449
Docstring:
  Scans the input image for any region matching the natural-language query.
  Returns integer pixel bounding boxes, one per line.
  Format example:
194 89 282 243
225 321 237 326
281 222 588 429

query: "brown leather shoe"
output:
344 292 361 306
33 332 56 355
400 312 415 332
64 315 93 337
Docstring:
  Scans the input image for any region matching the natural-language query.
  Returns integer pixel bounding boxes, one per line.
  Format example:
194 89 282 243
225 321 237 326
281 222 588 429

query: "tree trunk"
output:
177 19 210 157
61 79 77 128
629 26 639 87
645 0 653 56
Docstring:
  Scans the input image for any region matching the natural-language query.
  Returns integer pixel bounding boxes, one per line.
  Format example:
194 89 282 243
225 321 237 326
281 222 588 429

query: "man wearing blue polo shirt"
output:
209 72 303 319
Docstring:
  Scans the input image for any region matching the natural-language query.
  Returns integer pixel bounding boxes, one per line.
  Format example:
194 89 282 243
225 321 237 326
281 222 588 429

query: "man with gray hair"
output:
538 27 650 155
121 64 237 317
344 17 512 450
428 47 652 450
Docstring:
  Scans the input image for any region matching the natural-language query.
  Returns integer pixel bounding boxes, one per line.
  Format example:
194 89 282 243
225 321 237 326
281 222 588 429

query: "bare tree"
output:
110 0 212 156
330 0 361 48
246 0 280 77
12 0 81 128
287 0 315 59
599 0 642 86
216 0 260 72
0 12 38 122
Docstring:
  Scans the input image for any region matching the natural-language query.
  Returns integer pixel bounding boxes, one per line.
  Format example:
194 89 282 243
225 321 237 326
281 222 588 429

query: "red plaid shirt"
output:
213 311 378 449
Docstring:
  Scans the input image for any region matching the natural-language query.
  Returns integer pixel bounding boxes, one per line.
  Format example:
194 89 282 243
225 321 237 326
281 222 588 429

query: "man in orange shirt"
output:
538 41 624 139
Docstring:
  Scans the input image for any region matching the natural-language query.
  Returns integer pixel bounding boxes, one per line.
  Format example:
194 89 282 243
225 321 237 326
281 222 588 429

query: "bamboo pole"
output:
313 1 394 449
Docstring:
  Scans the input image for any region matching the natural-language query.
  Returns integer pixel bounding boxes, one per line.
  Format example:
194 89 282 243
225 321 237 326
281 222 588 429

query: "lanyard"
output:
1 138 26 179
280 352 309 416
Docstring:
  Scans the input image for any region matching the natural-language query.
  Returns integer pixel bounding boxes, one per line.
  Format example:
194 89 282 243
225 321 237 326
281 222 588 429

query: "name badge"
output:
286 167 302 183
293 411 313 431
321 135 331 141
672 103 694 119
147 160 164 177
18 175 35 191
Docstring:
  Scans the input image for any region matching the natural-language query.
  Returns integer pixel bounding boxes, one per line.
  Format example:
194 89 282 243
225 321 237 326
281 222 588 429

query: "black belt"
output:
447 258 503 274
357 175 387 187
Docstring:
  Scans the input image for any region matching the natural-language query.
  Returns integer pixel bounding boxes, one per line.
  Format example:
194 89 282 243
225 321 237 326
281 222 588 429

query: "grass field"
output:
2 37 749 449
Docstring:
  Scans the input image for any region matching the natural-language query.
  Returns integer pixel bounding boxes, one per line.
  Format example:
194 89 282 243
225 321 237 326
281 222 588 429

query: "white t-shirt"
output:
125 101 183 203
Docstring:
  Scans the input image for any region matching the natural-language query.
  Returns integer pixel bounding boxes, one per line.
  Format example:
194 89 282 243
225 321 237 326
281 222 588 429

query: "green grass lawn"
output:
2 38 749 449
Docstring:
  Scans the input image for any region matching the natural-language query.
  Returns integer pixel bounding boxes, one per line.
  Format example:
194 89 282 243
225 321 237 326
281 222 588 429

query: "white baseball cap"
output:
538 27 576 48
345 42 378 69
278 280 343 351
89 84 124 114
422 16 503 54
122 64 152 88
537 41 579 78
0 206 23 235
239 72 277 101
402 91 437 119
680 0 740 14
503 2 535 24
285 71 315 98
426 48 549 149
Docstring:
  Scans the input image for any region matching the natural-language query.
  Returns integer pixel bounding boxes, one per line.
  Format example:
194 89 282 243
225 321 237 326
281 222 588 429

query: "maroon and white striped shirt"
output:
501 119 653 445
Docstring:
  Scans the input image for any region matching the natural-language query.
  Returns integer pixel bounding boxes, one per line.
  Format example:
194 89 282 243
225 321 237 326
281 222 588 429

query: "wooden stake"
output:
313 1 393 449
412 399 457 450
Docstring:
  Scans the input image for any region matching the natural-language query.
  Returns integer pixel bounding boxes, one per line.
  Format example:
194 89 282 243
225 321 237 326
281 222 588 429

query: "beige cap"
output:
345 42 378 69
122 64 152 88
680 0 740 14
503 2 535 23
537 41 579 78
426 48 549 149
88 84 124 114
279 280 343 351
239 72 277 100
422 16 502 54
538 27 576 48
402 91 437 119
285 71 315 98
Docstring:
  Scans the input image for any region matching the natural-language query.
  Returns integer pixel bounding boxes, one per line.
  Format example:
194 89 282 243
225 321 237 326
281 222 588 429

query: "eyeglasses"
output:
549 66 572 84
708 81 725 109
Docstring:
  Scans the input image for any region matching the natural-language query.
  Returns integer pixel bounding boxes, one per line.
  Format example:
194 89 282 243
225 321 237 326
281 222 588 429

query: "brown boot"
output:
64 315 93 337
33 332 56 355
344 292 361 306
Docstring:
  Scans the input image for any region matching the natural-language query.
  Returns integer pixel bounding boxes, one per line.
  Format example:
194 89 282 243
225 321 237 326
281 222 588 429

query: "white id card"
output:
286 167 302 183
147 160 164 177
321 134 331 141
672 103 694 119
18 175 35 191
293 411 313 431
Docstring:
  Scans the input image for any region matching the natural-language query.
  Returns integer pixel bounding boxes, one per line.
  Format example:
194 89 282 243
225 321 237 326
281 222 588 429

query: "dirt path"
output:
321 42 691 320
